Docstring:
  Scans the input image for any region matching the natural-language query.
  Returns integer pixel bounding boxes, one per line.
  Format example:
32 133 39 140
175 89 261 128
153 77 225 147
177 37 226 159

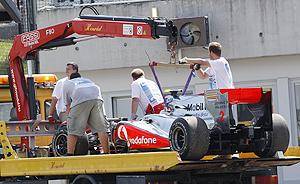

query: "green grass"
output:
0 41 12 62
0 40 13 74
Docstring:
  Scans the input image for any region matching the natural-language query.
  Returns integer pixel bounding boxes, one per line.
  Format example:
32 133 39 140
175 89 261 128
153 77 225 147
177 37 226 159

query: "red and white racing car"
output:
111 87 289 160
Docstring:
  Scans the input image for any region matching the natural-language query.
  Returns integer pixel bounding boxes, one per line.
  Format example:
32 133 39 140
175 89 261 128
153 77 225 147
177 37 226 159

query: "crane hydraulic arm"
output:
8 15 178 121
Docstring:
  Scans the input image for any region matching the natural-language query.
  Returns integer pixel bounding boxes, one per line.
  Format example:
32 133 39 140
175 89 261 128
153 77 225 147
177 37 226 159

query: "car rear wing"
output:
205 88 273 133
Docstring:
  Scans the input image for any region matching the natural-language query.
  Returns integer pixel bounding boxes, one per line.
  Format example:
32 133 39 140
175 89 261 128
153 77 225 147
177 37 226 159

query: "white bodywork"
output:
129 94 216 138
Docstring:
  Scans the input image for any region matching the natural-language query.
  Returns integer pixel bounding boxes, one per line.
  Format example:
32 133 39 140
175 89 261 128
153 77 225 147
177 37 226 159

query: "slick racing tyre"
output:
169 116 209 160
52 125 89 156
52 126 68 157
254 113 290 158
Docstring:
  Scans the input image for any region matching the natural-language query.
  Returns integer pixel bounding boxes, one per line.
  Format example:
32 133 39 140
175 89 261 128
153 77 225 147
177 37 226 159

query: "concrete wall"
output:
37 0 300 140
37 0 300 72
51 54 300 125
0 22 18 40
36 1 300 183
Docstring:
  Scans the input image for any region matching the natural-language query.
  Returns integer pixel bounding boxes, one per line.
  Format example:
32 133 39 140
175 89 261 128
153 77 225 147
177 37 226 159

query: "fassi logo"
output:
21 31 40 47
117 125 157 146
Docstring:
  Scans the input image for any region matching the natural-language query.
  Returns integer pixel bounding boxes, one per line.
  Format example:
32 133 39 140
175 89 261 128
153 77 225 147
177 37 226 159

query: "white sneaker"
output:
213 154 232 160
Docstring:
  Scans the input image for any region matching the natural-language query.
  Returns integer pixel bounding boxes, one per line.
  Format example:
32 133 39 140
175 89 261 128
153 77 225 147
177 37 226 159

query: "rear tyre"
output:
169 116 209 160
52 125 68 157
255 113 290 158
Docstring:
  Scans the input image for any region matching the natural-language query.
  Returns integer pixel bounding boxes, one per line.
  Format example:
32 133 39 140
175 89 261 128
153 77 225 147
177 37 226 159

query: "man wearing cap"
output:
48 62 78 122
130 68 165 120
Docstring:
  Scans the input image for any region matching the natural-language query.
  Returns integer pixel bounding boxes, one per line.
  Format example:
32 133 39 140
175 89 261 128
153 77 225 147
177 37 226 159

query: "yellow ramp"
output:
0 152 180 177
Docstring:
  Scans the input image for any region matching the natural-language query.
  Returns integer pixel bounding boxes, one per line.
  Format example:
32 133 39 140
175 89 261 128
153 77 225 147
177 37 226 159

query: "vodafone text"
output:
129 136 157 145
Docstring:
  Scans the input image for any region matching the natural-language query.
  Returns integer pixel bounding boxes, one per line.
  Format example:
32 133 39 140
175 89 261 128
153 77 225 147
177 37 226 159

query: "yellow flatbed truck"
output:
1 120 300 184
0 152 299 183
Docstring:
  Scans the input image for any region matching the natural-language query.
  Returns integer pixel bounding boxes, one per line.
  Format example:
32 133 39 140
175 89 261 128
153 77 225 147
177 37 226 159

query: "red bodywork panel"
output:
115 123 170 149
220 88 263 104
9 19 154 120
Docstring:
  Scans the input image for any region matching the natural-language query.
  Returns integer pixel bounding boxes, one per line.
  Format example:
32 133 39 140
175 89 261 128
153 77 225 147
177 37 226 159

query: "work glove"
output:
131 113 138 120
47 115 56 123
193 64 201 70
179 57 188 64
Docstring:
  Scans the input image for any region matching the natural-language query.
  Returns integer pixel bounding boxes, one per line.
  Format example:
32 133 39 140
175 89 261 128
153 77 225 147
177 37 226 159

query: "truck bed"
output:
1 152 299 177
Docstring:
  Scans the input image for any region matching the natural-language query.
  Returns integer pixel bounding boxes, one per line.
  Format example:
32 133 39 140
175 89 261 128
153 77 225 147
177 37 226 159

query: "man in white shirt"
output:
181 42 234 89
181 42 235 159
48 62 78 122
131 68 165 120
63 72 109 155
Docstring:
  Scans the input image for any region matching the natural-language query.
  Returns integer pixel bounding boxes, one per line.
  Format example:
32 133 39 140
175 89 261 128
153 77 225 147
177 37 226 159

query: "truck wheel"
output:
255 113 290 158
52 125 89 156
169 116 209 160
72 175 99 184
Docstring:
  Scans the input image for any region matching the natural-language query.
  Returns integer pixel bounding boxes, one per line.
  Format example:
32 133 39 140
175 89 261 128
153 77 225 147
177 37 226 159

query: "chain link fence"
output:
37 0 148 10
0 40 13 75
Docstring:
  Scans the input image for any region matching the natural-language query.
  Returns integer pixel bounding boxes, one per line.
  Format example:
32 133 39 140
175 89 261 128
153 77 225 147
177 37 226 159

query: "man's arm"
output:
131 97 139 120
48 79 63 118
65 105 71 114
182 57 211 67
48 97 58 117
195 69 209 79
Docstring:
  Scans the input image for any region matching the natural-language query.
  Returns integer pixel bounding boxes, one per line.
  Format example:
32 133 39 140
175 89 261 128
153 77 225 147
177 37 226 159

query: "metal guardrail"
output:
5 120 60 150
5 117 123 137
6 120 60 137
